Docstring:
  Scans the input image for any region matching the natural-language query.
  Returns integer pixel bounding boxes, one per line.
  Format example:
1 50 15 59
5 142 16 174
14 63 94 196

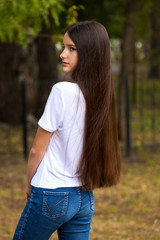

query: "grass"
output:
0 135 160 239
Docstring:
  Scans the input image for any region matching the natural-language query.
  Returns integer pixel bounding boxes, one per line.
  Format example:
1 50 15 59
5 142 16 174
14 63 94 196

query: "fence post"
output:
125 76 131 157
21 80 28 159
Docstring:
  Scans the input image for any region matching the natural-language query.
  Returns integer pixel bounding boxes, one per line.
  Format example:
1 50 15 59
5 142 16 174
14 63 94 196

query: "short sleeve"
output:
38 84 64 132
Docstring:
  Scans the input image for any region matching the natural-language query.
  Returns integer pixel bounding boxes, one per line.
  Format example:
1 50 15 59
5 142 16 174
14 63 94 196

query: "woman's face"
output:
60 32 78 73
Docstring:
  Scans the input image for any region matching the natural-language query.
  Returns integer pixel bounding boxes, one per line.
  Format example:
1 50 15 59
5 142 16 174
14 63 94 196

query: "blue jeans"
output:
13 186 95 240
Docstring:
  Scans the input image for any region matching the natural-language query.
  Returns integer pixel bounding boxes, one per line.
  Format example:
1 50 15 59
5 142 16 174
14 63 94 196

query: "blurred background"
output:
0 0 160 239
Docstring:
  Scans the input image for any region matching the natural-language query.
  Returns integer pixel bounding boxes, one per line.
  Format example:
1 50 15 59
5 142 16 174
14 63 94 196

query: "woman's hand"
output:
26 185 32 201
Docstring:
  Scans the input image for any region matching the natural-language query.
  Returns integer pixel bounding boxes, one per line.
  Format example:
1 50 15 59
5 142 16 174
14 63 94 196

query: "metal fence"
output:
0 78 160 159
126 77 160 155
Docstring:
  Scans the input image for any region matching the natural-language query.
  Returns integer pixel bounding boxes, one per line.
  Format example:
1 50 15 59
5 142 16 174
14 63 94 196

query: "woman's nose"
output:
60 49 66 59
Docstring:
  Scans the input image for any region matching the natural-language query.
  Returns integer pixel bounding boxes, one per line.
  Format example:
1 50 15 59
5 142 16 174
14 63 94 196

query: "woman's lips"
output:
62 62 69 66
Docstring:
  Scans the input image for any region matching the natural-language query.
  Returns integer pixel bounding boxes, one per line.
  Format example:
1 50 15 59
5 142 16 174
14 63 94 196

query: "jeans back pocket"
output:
42 191 69 219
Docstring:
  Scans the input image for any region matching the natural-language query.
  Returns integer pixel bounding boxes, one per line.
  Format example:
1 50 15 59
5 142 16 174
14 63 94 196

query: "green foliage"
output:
66 4 84 25
102 0 126 38
76 0 160 43
0 0 65 46
52 3 84 44
76 0 127 38
135 0 152 40
135 0 160 41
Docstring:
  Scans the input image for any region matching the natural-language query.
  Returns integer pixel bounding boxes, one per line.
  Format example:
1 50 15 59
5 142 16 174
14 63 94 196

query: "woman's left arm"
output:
26 126 53 200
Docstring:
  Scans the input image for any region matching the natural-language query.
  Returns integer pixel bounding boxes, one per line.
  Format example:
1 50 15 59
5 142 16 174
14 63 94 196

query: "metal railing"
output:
0 78 160 159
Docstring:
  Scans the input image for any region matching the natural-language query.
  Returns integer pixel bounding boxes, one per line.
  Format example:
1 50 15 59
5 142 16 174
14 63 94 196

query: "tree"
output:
118 0 136 140
0 0 64 123
76 0 125 39
149 0 160 78
35 15 58 119
0 0 64 47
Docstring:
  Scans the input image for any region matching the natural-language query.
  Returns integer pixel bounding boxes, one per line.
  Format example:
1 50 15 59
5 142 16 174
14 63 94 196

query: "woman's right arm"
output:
26 126 53 200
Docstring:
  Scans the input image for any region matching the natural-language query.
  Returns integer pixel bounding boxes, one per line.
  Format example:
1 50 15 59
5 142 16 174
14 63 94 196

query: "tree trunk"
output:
118 0 135 140
148 0 160 79
0 42 39 124
0 43 23 124
131 43 137 105
35 17 58 119
0 19 58 123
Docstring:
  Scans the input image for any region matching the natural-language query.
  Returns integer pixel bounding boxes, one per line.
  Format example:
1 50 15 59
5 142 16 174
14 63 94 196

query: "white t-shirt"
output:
31 81 86 189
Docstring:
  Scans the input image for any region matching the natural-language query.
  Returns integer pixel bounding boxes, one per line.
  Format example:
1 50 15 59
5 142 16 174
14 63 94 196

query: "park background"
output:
0 0 160 239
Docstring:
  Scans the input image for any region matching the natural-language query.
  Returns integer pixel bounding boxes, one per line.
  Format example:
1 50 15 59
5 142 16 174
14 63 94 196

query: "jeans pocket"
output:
89 192 95 211
42 191 69 219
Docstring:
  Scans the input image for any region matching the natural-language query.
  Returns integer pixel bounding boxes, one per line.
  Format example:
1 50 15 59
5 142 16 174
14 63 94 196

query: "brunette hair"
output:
66 21 121 190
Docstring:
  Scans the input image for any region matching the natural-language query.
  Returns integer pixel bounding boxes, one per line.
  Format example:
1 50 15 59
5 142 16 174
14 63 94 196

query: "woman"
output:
13 21 121 240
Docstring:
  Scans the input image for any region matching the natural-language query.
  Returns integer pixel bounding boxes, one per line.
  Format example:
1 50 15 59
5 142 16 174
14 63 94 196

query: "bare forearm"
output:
25 127 52 200
26 149 44 188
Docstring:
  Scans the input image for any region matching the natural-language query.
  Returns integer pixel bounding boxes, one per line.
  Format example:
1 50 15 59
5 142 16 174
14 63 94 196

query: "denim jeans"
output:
13 186 95 240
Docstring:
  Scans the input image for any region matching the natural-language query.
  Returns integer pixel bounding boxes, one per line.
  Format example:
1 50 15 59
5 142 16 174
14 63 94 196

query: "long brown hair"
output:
66 21 121 190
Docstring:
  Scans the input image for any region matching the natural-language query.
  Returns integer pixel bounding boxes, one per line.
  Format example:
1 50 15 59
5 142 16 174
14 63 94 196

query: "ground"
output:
0 147 160 240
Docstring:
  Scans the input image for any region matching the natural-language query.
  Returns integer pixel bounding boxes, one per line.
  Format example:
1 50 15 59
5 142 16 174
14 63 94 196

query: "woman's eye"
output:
61 45 77 52
70 47 76 51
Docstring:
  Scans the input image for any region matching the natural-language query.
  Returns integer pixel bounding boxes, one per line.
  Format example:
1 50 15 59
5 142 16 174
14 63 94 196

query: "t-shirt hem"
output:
31 183 82 189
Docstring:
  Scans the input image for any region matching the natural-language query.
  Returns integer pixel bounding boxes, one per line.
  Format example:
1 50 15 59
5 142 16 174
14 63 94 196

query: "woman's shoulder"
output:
52 81 85 106
52 81 79 96
53 81 78 90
